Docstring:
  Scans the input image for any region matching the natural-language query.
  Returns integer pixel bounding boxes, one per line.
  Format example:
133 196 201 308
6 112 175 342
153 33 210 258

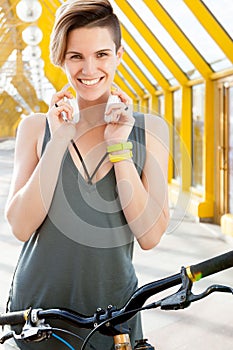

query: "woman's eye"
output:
69 54 82 60
97 52 108 58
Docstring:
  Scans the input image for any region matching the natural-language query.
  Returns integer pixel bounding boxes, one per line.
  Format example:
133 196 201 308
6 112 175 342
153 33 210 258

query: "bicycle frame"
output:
1 250 233 350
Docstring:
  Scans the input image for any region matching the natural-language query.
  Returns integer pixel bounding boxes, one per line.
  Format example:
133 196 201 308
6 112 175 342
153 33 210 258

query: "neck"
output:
78 98 107 126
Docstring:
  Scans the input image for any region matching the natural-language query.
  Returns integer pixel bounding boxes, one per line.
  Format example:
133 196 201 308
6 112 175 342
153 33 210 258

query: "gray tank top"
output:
8 113 146 350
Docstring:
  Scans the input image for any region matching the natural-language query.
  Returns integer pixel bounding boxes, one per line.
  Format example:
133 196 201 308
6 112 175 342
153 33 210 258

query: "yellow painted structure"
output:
1 0 233 231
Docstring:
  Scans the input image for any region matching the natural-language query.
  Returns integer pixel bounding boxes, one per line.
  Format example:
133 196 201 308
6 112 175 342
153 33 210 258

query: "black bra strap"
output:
71 139 91 183
71 139 108 185
89 152 108 182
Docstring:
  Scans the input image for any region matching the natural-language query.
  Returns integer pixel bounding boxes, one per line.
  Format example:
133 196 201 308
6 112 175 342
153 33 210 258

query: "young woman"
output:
4 1 169 349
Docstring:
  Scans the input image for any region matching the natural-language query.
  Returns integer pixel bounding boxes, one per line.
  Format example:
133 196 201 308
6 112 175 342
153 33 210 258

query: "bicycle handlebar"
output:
187 249 233 282
0 310 29 326
0 250 232 331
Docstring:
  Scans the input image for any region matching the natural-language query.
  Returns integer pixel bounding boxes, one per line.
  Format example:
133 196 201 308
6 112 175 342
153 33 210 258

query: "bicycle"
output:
0 250 233 350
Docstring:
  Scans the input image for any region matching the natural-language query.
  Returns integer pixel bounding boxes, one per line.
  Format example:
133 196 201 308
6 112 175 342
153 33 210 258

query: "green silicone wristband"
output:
107 141 133 153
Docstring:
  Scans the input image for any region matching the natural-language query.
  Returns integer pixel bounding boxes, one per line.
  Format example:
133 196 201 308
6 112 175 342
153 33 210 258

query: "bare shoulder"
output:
17 113 47 158
144 113 169 148
18 113 46 133
7 114 47 199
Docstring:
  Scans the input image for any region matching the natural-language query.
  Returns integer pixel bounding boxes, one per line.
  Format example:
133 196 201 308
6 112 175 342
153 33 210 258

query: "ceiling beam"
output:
118 63 145 97
114 72 137 100
144 0 213 79
184 0 233 64
122 53 157 94
115 0 188 85
121 25 170 90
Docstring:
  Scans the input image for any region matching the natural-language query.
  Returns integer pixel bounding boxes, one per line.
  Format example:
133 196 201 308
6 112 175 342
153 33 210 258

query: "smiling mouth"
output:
79 78 103 86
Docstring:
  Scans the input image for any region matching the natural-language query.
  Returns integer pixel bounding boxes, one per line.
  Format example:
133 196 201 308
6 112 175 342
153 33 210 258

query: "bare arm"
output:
4 115 74 242
5 89 76 242
113 115 170 250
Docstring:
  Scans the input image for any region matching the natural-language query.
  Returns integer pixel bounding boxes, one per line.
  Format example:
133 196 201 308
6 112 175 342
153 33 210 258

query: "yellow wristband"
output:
109 151 133 163
107 141 133 153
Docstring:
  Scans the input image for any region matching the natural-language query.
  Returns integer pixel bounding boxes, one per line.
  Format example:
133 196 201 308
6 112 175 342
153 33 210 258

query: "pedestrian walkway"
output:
0 139 232 350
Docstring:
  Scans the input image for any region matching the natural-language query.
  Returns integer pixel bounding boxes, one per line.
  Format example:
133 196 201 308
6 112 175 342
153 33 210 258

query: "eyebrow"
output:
65 49 113 56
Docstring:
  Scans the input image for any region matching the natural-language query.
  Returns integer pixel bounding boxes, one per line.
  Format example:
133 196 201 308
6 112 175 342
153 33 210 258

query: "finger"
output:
51 90 73 107
54 104 72 122
105 102 131 119
109 110 122 124
111 90 132 106
105 103 121 116
106 106 129 123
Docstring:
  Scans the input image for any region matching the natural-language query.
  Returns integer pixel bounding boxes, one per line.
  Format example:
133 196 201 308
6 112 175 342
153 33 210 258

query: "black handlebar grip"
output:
0 310 29 326
186 250 233 282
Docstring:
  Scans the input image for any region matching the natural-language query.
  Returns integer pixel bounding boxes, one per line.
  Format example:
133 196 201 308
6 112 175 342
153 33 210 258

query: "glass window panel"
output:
192 84 205 191
111 2 174 81
128 0 202 79
211 58 232 72
158 0 228 68
173 89 182 182
158 95 165 117
122 40 161 90
121 60 146 92
203 0 233 40
116 70 139 99
169 77 179 86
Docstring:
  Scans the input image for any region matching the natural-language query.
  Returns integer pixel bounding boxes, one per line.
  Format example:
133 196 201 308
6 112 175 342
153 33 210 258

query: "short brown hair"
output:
50 0 122 67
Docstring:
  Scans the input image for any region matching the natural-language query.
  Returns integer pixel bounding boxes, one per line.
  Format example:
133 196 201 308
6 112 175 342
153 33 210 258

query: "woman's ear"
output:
116 45 124 65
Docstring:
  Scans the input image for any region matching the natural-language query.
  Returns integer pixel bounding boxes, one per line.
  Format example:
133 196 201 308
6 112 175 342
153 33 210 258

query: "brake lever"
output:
161 266 193 310
14 323 52 343
160 266 233 310
188 284 233 303
13 308 53 343
0 331 14 344
0 323 52 344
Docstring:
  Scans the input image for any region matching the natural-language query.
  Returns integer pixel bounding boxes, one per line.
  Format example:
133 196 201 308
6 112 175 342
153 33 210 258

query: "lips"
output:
79 77 103 86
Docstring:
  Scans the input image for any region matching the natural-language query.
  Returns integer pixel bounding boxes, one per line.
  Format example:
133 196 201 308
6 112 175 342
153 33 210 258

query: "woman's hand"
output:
104 89 135 144
47 89 76 142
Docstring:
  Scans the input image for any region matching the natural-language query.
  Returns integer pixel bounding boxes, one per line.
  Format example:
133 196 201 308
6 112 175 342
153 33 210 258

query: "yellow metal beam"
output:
121 25 170 90
122 53 157 95
118 64 145 98
115 0 188 85
164 90 173 183
211 67 233 81
39 100 49 113
38 0 67 92
184 0 233 64
144 0 213 79
198 79 214 218
114 72 136 101
0 92 22 136
11 75 39 111
150 95 159 115
180 86 192 191
0 32 15 69
1 0 27 68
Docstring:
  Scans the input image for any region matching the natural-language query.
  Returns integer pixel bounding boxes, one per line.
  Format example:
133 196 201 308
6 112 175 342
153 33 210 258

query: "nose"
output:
81 57 96 76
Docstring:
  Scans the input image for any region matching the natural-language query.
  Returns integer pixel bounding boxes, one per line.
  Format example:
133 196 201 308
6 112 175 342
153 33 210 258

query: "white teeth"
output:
80 78 100 86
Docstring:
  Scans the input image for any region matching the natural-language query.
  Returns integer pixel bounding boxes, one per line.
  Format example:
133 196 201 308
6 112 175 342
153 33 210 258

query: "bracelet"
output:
109 151 133 163
107 141 133 154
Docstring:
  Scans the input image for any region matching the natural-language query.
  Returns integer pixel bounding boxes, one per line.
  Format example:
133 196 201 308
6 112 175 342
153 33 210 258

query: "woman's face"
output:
64 26 123 103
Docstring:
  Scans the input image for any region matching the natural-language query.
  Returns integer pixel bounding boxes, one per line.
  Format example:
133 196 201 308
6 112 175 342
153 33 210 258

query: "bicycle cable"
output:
81 301 161 350
51 328 96 350
52 333 75 350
